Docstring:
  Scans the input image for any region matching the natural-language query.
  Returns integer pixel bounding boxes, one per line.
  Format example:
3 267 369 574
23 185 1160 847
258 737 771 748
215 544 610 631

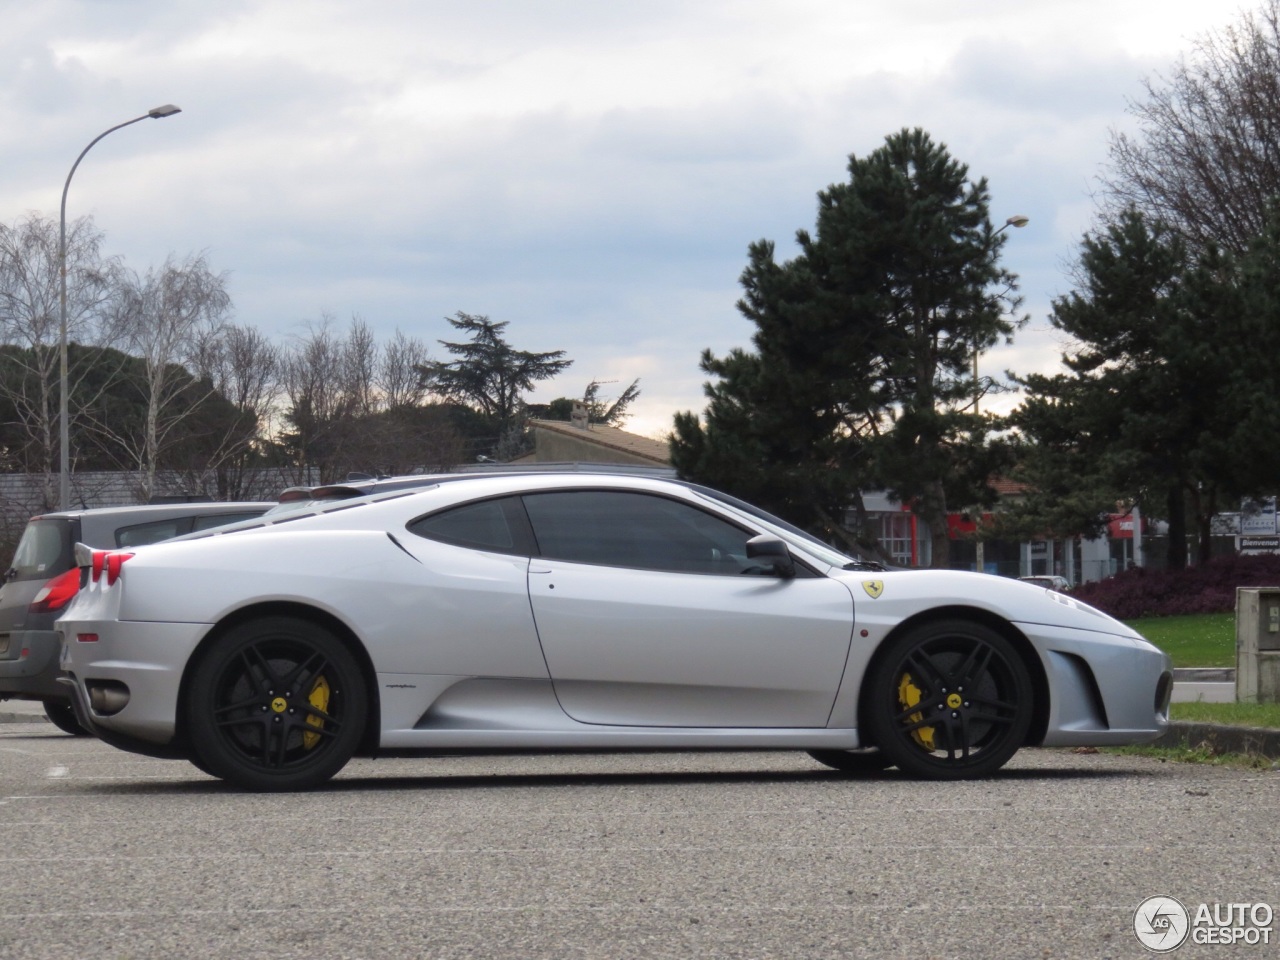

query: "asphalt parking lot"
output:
1 714 1276 960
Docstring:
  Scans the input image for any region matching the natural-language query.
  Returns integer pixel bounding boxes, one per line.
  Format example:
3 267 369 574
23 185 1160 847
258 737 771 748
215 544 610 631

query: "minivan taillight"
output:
88 550 134 586
29 568 82 613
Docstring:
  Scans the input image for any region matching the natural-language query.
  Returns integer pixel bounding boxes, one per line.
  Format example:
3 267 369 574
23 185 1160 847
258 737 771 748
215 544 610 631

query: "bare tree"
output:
343 315 379 418
378 329 431 409
0 214 121 504
281 316 464 481
189 322 283 499
1103 0 1280 254
280 316 362 483
91 253 233 499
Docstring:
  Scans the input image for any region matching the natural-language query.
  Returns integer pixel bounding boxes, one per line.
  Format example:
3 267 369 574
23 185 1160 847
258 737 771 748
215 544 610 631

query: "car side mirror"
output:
744 535 796 579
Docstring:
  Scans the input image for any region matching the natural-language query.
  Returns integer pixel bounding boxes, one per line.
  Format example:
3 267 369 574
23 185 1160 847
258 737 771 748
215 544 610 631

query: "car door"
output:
522 490 855 728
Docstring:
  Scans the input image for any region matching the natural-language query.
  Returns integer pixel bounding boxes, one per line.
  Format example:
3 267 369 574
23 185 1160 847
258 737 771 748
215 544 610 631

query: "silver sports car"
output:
57 474 1172 791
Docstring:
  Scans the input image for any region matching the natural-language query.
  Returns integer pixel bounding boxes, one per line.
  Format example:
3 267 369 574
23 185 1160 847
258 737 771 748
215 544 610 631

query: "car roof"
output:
30 501 274 522
175 472 884 569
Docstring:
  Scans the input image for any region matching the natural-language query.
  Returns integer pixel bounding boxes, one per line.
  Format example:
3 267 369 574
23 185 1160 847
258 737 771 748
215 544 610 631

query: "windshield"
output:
7 518 74 582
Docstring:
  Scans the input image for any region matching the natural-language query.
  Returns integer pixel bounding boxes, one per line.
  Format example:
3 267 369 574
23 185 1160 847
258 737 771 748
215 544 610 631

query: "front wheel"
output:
185 617 367 791
863 620 1032 780
43 698 91 736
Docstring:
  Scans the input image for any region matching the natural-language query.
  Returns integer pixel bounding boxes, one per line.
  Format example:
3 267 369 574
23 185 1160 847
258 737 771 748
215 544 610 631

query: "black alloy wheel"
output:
186 617 367 791
864 619 1032 779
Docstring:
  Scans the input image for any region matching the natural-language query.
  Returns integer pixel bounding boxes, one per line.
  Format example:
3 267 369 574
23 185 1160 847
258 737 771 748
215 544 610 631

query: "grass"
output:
1107 702 1280 769
1110 744 1276 769
1170 700 1280 728
1124 612 1235 667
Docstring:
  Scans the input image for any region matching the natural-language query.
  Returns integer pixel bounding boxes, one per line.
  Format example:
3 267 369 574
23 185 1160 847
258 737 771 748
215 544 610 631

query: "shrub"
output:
1071 554 1280 619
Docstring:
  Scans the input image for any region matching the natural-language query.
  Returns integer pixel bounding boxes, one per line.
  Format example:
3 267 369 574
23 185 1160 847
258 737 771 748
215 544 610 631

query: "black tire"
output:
864 619 1032 780
807 748 892 775
43 698 91 736
185 617 367 791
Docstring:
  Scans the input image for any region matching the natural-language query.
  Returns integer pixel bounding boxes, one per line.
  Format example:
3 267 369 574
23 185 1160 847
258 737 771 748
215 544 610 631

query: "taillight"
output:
87 550 134 587
29 568 82 613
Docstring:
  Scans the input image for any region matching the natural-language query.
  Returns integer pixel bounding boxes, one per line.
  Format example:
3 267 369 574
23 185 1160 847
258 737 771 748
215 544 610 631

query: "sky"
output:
0 0 1243 439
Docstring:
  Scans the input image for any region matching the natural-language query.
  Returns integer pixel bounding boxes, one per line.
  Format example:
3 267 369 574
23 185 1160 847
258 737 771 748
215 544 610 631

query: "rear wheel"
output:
43 698 90 736
185 617 367 791
864 619 1032 780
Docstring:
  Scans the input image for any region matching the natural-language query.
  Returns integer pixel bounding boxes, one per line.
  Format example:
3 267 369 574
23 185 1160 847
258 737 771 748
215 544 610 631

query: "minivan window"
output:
193 511 264 531
7 518 74 582
116 519 185 547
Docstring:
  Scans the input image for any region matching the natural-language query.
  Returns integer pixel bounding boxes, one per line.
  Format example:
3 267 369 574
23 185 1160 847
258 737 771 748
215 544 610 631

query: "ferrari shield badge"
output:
862 580 884 599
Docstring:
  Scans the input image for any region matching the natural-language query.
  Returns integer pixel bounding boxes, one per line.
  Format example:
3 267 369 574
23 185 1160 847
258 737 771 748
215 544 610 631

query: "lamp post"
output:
973 215 1029 416
58 104 181 510
972 214 1028 574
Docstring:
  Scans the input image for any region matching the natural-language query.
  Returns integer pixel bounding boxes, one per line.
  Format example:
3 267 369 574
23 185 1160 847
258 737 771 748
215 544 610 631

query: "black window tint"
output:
522 491 755 575
409 498 520 553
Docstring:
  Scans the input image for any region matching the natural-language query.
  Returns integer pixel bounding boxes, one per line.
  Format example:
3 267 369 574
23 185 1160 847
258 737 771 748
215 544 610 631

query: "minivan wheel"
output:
43 698 91 736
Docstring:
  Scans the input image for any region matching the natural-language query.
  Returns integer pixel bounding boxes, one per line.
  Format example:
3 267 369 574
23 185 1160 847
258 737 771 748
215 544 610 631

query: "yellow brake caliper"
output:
303 675 330 749
898 673 936 750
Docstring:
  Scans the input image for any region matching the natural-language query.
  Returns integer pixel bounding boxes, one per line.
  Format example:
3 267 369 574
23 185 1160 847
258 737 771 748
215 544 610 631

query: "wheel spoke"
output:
903 650 945 693
240 643 281 692
213 692 264 719
957 641 995 688
281 651 330 695
967 705 1017 727
938 715 959 759
271 725 291 768
956 711 972 759
894 707 939 733
298 701 339 731
215 710 268 731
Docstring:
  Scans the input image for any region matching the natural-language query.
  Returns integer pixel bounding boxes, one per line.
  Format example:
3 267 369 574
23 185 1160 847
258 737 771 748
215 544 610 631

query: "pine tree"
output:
673 129 1022 565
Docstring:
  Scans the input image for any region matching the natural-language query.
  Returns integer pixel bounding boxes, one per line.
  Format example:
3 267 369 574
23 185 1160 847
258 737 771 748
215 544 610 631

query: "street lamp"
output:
973 215 1029 415
58 104 181 510
972 214 1028 574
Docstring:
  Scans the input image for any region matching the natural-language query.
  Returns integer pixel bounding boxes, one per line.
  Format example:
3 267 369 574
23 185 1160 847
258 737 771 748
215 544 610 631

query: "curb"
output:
1153 721 1280 761
0 713 48 724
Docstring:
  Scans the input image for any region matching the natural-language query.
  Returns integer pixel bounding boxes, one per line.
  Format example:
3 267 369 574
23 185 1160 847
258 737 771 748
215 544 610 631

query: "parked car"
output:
1 501 271 732
57 474 1171 789
1019 575 1071 592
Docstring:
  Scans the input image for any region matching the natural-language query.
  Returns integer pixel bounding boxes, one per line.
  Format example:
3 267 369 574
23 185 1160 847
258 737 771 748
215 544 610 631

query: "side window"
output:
521 491 757 575
408 497 527 554
192 512 264 531
115 519 188 548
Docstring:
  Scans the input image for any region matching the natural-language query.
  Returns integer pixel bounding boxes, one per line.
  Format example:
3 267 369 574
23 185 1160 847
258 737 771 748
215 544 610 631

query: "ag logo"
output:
1134 895 1190 952
861 580 884 599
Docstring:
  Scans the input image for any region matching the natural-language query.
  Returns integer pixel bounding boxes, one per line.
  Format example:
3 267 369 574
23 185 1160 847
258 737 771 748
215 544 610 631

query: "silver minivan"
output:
0 502 270 732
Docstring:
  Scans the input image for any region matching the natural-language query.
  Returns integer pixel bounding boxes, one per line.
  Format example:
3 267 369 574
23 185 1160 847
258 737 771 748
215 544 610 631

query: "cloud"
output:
0 0 1240 437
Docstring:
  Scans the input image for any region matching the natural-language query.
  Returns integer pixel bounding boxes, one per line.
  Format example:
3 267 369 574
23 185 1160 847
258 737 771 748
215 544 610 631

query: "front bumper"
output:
1019 621 1173 747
